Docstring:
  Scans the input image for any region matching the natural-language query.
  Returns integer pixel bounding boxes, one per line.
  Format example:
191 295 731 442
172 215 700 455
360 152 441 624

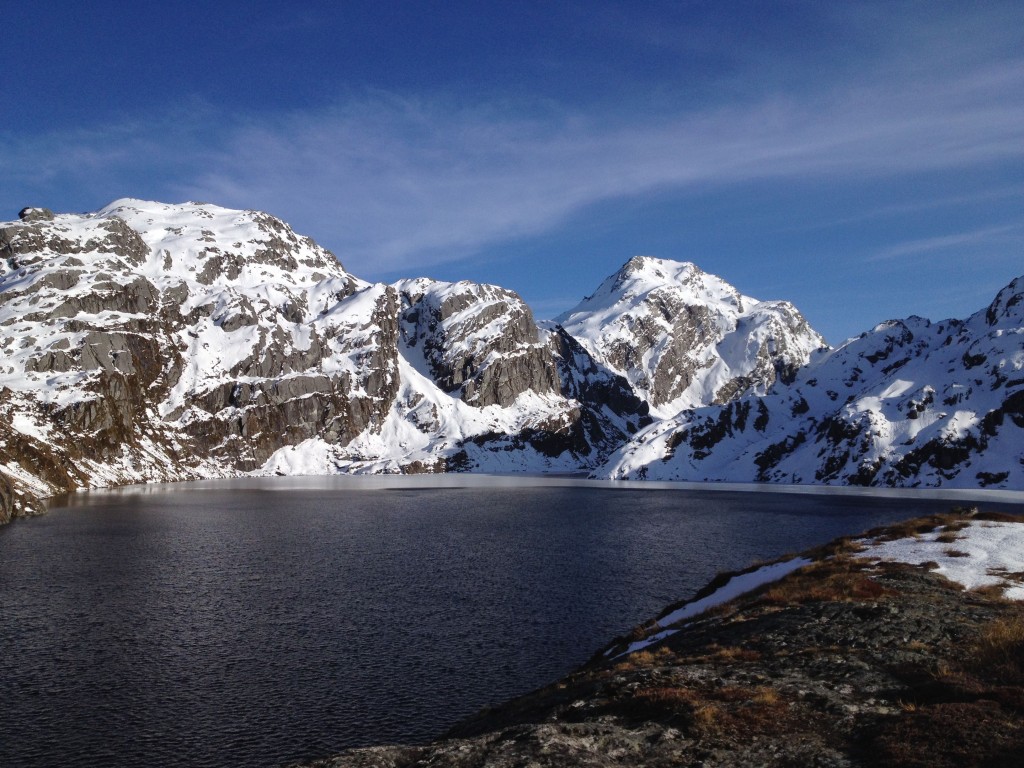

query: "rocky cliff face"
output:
603 276 1024 488
0 200 399 517
0 200 1020 521
396 278 561 408
309 279 650 476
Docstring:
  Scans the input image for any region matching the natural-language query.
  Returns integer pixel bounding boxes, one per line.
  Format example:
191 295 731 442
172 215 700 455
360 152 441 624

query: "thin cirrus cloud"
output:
2 53 1021 280
869 224 1024 262
783 185 1024 233
177 60 1023 275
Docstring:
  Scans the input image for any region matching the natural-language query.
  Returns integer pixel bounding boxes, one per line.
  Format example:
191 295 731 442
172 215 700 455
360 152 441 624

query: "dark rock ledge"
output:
295 510 1024 768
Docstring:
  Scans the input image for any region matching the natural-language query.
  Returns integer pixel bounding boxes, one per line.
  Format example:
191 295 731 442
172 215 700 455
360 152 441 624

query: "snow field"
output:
859 520 1024 600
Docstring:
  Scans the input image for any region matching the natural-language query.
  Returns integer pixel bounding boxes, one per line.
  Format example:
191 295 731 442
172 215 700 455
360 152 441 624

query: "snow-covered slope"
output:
263 277 649 476
0 200 402 512
556 257 825 418
1 200 1020 520
0 201 648 518
602 275 1024 489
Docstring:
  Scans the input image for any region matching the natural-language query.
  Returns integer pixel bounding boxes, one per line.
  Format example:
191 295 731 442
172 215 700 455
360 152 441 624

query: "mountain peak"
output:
620 255 701 278
82 199 352 285
556 257 824 415
615 256 705 291
557 257 732 319
984 274 1024 327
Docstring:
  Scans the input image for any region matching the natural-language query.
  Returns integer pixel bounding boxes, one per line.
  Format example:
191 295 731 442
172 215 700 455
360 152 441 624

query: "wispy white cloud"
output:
869 224 1024 262
2 12 1022 281
780 185 1024 232
174 59 1023 274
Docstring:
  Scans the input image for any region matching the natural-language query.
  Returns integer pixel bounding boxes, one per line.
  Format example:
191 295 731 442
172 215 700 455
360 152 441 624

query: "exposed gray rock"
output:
557 257 826 415
604 291 1024 488
18 207 54 222
397 279 561 408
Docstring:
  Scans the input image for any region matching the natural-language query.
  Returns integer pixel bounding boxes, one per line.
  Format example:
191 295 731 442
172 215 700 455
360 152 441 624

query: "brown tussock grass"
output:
688 643 764 664
613 645 675 672
757 559 895 605
690 702 722 733
630 682 788 737
971 615 1024 680
860 507 1004 544
969 583 1010 601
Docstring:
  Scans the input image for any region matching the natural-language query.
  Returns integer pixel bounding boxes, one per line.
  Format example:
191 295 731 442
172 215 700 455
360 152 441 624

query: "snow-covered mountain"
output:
555 257 826 417
0 200 392 504
602 277 1024 488
0 199 1020 522
268 276 648 476
0 200 645 520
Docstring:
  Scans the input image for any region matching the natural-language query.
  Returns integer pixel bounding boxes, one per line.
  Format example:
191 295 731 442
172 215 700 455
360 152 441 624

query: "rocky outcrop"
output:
18 207 54 222
396 278 561 408
380 279 657 470
298 512 1024 768
178 284 402 470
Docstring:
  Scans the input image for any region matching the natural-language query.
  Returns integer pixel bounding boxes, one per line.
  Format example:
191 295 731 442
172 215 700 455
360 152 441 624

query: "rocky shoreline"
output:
296 510 1024 768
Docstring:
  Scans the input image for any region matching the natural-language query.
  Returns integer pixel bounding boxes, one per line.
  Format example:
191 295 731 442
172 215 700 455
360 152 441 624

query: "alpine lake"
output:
2 476 1023 767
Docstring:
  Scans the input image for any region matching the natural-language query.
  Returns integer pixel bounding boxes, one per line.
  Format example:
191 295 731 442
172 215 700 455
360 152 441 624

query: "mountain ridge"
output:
601 274 1024 488
0 200 1020 522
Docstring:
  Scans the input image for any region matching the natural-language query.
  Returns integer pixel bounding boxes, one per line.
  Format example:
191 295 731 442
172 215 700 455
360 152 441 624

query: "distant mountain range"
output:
1 200 1020 521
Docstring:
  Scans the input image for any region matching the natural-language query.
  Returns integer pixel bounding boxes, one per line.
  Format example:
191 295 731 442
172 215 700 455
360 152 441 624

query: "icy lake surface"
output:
2 477 1023 768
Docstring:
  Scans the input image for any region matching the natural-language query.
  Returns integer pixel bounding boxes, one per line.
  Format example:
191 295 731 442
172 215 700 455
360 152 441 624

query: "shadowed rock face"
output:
396 278 561 408
390 279 654 465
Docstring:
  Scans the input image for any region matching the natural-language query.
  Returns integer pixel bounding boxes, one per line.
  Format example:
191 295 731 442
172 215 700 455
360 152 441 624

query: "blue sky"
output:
3 1 1022 343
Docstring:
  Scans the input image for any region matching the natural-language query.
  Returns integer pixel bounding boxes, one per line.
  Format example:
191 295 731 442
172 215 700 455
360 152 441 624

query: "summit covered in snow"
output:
0 200 1021 519
556 256 825 417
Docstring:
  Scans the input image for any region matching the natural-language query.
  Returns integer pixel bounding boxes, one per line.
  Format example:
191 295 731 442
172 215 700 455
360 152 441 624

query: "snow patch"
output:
617 556 812 657
859 520 1024 600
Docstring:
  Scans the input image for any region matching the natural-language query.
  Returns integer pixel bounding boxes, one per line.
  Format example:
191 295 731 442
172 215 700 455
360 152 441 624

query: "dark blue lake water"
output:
2 477 1022 767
